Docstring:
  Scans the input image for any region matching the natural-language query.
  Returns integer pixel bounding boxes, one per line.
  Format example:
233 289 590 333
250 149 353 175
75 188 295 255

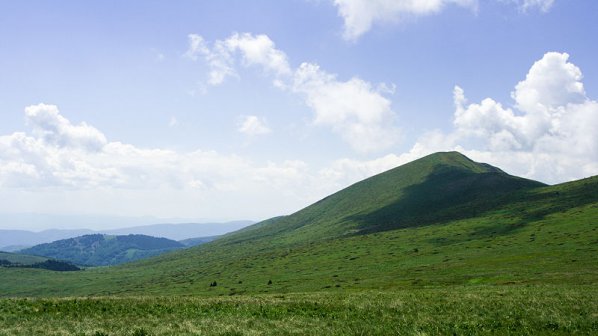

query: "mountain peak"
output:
399 151 504 175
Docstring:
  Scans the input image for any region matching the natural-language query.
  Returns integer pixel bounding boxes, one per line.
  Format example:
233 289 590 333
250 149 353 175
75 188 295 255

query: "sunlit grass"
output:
1 285 596 335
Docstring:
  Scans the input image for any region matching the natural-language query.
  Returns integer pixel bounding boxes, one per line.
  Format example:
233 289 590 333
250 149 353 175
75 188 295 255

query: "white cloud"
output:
330 0 557 41
292 62 398 153
332 0 479 41
512 52 585 113
184 34 237 85
238 115 271 136
183 34 209 61
186 33 399 153
513 0 555 12
404 52 598 184
225 33 292 78
24 103 107 151
184 33 290 86
169 117 178 127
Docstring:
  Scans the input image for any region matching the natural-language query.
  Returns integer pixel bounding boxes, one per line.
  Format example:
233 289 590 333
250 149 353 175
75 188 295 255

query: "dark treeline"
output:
0 259 80 271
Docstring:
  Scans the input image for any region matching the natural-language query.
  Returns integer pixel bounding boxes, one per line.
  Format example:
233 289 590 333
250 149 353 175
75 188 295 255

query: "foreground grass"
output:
1 286 596 335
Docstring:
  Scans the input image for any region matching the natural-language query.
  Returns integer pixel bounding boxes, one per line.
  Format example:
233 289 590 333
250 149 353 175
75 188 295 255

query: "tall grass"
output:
0 285 596 335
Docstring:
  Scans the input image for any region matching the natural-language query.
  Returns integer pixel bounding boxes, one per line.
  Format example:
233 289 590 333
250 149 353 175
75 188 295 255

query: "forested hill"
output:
21 234 184 266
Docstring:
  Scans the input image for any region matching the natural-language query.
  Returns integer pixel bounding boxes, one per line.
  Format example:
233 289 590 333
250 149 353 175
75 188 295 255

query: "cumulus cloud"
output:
512 52 585 112
404 52 598 184
238 115 271 136
332 0 478 41
186 33 399 153
292 63 398 153
24 104 107 151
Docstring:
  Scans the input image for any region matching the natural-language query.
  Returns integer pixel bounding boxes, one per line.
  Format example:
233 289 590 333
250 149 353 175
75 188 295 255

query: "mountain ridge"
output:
0 221 253 251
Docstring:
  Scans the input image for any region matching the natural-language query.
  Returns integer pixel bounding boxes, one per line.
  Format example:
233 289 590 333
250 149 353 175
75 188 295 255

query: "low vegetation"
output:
0 251 80 271
0 259 80 271
0 286 595 335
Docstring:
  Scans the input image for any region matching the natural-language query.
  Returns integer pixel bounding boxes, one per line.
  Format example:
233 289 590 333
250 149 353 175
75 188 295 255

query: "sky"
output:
1 0 597 230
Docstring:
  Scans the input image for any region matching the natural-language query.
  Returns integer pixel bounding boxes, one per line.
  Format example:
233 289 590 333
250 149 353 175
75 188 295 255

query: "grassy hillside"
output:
0 252 80 272
218 151 545 246
0 152 595 297
0 251 49 265
179 235 220 247
21 234 184 266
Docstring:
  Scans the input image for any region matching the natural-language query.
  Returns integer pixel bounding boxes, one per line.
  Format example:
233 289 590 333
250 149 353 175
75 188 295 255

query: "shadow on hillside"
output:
346 166 597 239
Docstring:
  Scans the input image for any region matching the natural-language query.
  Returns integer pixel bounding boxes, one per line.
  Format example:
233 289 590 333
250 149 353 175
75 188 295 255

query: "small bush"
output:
131 328 150 336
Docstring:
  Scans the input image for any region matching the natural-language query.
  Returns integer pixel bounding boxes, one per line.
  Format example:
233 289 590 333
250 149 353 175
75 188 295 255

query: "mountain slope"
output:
0 152 596 297
21 234 184 266
219 151 544 245
179 236 220 247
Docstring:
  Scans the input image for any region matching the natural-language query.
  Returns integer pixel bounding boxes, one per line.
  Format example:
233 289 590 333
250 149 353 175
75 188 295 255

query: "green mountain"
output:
1 152 596 297
220 151 545 245
20 234 184 266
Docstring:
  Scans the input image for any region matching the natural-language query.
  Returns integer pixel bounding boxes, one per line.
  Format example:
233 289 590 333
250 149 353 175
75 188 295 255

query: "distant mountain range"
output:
0 221 253 252
102 222 252 240
20 234 186 266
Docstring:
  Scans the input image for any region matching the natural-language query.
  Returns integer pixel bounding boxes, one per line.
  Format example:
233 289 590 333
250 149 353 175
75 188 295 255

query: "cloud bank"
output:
0 105 405 218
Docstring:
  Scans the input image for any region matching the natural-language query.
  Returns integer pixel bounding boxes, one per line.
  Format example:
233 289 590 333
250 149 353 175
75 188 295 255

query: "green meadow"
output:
1 286 596 335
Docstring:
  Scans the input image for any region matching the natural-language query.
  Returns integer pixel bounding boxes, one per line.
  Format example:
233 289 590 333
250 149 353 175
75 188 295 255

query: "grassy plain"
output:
1 286 596 335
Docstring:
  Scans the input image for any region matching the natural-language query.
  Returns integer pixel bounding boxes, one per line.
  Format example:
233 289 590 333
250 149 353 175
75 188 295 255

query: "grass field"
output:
1 285 596 335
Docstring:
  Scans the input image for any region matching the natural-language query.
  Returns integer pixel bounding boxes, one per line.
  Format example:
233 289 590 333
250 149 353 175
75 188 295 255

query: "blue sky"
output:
1 0 597 230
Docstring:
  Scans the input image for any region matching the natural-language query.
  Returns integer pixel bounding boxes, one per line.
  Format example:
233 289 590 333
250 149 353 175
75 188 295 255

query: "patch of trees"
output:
0 259 80 271
21 234 184 266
